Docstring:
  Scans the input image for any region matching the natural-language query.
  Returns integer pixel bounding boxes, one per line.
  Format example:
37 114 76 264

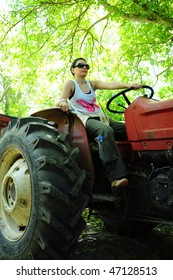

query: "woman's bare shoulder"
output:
89 80 100 90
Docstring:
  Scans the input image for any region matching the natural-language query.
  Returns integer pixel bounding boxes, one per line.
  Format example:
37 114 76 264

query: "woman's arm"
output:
55 80 74 112
90 80 141 90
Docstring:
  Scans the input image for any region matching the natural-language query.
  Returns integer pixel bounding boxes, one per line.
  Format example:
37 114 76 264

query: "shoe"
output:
111 178 128 189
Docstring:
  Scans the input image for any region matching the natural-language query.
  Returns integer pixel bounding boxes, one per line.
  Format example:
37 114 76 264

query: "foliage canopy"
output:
0 0 173 117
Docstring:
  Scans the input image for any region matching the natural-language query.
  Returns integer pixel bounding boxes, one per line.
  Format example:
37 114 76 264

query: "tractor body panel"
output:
125 97 173 150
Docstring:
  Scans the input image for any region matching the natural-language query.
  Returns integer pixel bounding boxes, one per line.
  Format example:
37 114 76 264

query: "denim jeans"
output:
86 117 128 182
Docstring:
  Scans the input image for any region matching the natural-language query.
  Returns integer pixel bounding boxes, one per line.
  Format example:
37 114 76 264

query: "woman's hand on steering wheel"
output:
106 85 154 114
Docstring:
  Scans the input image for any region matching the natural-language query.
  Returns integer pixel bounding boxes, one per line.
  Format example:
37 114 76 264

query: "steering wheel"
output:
106 85 154 114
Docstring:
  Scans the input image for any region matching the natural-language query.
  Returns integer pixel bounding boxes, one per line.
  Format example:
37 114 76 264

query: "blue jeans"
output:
86 117 128 182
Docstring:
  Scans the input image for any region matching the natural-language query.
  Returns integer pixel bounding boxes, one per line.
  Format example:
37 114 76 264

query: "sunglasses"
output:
74 63 90 69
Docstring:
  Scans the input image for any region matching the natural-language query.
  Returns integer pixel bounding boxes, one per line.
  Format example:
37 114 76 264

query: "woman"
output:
55 57 141 193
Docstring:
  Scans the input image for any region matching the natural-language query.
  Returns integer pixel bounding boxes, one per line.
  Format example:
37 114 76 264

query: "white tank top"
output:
69 80 101 114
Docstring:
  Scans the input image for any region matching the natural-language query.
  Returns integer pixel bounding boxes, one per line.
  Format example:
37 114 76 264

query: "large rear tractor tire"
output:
0 117 88 259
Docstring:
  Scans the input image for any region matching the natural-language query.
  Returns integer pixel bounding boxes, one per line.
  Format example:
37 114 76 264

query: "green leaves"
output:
0 0 173 118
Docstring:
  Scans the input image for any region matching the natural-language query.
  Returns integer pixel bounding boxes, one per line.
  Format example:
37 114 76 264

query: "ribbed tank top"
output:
69 80 101 114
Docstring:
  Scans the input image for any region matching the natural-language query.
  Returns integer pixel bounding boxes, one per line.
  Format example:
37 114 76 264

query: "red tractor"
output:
0 85 173 259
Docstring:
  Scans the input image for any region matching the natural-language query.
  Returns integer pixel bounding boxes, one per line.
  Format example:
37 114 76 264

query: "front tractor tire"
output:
0 117 88 259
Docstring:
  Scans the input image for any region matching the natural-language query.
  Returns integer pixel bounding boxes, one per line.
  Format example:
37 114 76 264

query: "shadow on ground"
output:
70 220 173 260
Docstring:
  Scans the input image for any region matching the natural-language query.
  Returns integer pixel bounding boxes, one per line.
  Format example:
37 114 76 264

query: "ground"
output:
69 213 173 260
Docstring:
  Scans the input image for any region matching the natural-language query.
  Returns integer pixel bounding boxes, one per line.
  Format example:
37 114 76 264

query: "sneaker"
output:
111 178 128 189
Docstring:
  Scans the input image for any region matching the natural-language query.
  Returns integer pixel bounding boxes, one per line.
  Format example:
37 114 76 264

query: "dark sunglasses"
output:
74 63 90 69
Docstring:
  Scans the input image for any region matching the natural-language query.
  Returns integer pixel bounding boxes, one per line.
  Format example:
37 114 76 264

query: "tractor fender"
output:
32 108 95 197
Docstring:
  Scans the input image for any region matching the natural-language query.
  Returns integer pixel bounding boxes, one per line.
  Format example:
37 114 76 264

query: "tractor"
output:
0 85 173 259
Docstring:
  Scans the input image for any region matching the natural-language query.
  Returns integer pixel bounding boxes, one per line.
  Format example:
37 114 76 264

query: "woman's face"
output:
72 59 90 77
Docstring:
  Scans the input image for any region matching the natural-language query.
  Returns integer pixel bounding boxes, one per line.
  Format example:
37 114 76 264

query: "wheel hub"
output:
1 157 32 241
4 177 16 212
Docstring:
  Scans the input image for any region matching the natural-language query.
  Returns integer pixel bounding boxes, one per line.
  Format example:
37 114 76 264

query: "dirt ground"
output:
69 218 173 260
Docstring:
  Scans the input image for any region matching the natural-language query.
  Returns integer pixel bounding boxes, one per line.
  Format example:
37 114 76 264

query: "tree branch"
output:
80 13 110 47
153 64 173 86
0 6 40 43
99 0 173 27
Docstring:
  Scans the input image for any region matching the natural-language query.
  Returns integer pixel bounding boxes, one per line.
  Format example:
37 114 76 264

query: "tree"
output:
0 0 173 116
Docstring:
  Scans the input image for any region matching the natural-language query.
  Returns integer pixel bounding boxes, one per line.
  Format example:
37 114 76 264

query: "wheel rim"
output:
0 149 32 241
